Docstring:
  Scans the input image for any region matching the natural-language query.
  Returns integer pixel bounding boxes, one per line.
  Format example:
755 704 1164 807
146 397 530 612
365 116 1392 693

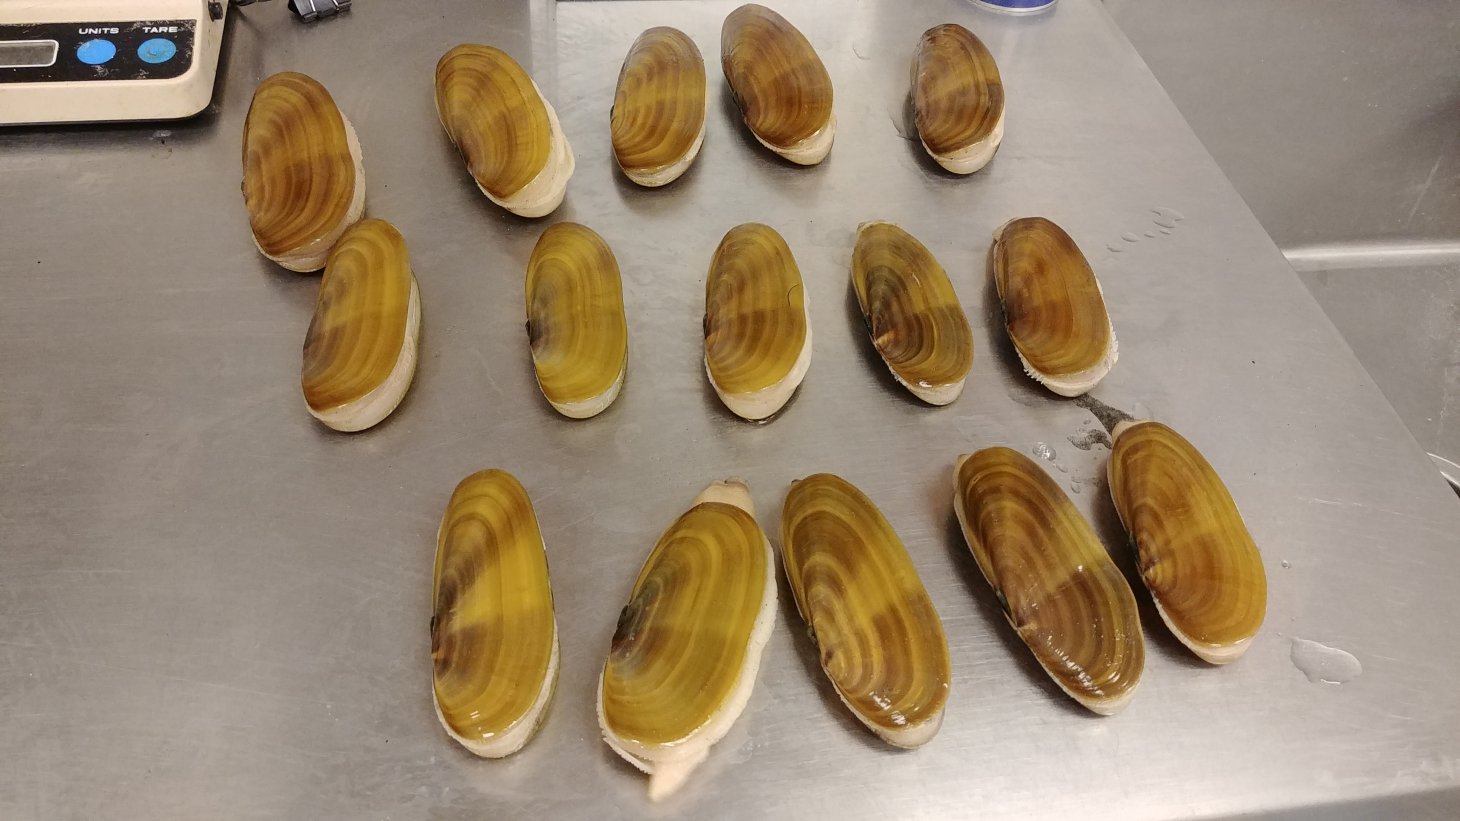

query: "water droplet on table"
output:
1121 232 1140 243
1290 638 1362 684
1281 560 1291 569
1151 206 1185 228
1032 442 1056 461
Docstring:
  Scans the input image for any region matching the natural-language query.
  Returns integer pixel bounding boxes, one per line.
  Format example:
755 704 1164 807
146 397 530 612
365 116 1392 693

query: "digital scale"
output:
0 0 349 126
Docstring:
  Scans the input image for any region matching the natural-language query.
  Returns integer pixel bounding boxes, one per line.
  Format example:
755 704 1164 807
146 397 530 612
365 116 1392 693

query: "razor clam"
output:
990 217 1117 396
721 4 835 165
525 222 629 419
435 44 575 218
704 223 812 420
954 447 1144 714
781 473 951 747
852 221 974 405
611 27 707 187
242 71 365 272
432 469 558 758
913 24 1005 174
1108 420 1268 664
302 218 420 432
598 479 775 801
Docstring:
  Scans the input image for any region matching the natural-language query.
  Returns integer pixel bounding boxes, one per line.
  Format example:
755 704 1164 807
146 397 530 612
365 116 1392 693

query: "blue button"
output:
75 39 117 66
137 38 177 65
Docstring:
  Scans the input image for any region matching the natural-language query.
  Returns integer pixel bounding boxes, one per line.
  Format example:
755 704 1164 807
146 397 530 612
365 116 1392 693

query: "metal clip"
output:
289 0 352 22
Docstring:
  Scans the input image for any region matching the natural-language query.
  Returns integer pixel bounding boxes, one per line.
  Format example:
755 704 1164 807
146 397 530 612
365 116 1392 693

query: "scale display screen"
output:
0 40 58 69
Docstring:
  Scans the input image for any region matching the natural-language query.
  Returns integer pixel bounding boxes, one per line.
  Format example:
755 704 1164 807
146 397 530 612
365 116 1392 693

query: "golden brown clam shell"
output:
1108 420 1268 664
598 479 775 801
954 448 1144 714
242 71 365 272
611 27 707 187
301 218 419 432
525 223 629 419
913 24 1005 174
990 217 1117 396
435 44 575 218
432 469 558 758
781 473 951 747
852 221 974 405
704 223 812 420
721 4 835 165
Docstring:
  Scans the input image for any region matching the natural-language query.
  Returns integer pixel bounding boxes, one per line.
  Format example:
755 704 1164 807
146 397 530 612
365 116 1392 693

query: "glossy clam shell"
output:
1109 421 1268 664
525 223 629 419
781 474 951 747
611 27 707 187
704 223 812 420
852 221 973 405
431 470 558 758
302 219 419 432
954 448 1144 714
242 72 365 272
991 217 1117 396
598 479 775 801
721 4 835 165
435 44 575 218
913 24 1005 174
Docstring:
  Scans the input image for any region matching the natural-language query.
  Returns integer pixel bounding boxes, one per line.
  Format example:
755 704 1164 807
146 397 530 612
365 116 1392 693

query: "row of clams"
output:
248 4 1007 231
241 80 1122 426
431 435 1267 797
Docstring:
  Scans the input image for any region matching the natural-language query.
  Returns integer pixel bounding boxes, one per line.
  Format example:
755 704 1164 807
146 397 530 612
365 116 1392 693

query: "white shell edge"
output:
307 275 421 432
923 108 1005 175
542 359 627 420
1012 319 1118 398
752 112 836 166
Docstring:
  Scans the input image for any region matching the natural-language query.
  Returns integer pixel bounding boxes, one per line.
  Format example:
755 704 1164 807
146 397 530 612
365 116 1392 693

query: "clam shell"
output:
721 4 835 165
435 44 575 218
704 223 812 420
781 474 951 747
525 223 629 419
852 221 974 405
954 448 1144 714
431 469 558 758
301 218 419 432
242 72 365 272
913 24 1005 174
598 479 775 801
990 217 1117 397
1108 421 1268 664
611 27 707 187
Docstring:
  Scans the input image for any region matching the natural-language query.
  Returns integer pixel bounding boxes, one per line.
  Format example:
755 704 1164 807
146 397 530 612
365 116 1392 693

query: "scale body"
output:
0 0 225 125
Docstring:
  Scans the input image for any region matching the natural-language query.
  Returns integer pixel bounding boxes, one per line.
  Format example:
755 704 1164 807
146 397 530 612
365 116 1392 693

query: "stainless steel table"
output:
2 1 1458 818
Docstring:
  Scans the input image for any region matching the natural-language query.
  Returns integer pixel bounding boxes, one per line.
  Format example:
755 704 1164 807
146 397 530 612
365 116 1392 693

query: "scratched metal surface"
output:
1 0 1458 818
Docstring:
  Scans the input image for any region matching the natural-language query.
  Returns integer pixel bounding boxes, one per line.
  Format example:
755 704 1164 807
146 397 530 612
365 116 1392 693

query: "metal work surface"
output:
1106 0 1460 251
2 0 1458 818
